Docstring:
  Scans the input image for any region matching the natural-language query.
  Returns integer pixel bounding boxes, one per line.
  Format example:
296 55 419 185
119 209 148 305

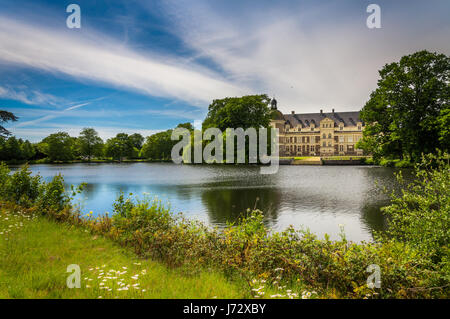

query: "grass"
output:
0 208 246 299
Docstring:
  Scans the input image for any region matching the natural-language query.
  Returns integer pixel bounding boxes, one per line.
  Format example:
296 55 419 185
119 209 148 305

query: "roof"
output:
281 111 362 128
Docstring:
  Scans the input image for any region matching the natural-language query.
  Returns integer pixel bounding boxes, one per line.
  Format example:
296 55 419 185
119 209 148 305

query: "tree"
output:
358 50 450 161
129 133 144 150
78 128 104 161
40 132 74 161
5 136 22 160
21 140 36 160
140 130 174 160
0 110 18 137
104 133 134 161
202 95 272 131
176 122 194 131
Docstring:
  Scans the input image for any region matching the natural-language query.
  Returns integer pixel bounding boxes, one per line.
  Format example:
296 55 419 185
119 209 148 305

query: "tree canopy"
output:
202 95 272 131
0 110 18 137
78 128 104 161
357 50 450 160
39 132 75 161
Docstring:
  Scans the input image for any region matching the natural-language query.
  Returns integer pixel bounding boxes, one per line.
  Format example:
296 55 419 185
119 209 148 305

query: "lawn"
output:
0 208 245 299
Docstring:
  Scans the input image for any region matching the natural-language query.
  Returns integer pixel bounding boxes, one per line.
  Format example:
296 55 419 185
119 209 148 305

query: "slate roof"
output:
282 111 362 128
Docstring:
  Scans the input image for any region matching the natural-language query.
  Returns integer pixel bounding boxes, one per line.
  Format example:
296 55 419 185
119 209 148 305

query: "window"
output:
328 133 332 139
340 126 343 131
311 146 315 152
339 145 344 151
358 126 361 131
339 136 344 142
348 136 353 143
323 142 326 147
322 133 326 139
328 142 332 147
311 127 314 131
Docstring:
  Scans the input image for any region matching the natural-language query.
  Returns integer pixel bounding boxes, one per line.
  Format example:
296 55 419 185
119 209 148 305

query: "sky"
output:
0 0 449 142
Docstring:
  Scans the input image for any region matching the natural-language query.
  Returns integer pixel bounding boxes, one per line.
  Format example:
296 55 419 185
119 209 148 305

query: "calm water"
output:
14 163 407 242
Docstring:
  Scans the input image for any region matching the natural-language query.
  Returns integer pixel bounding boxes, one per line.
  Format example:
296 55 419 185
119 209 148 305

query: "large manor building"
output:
269 99 365 157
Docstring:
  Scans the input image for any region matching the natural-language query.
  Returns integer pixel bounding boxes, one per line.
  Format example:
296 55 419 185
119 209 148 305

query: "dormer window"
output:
358 125 361 131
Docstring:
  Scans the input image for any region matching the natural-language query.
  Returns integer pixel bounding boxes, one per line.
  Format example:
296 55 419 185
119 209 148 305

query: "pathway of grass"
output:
0 208 246 299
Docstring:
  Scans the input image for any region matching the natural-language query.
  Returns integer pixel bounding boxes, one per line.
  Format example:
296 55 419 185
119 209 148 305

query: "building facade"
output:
269 99 365 157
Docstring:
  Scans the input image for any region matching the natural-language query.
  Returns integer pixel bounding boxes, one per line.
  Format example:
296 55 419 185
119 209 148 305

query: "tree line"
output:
0 125 195 162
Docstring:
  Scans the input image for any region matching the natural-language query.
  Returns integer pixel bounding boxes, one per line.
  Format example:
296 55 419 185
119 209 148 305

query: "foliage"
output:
104 133 134 161
78 128 104 161
0 137 36 162
358 50 450 161
381 153 449 264
140 130 175 160
129 133 144 149
0 110 18 138
202 95 272 131
39 132 75 162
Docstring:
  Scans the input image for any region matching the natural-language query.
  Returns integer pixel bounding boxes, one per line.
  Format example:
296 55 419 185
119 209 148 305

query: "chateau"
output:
269 99 365 157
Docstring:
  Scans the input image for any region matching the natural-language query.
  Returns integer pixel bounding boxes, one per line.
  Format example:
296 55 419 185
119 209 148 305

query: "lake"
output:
14 163 407 242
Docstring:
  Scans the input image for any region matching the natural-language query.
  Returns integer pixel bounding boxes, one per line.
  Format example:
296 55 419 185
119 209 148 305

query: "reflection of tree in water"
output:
360 200 389 236
201 187 282 226
359 167 414 238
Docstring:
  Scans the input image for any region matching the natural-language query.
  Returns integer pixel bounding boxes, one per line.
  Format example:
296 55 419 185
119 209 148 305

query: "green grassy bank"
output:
0 207 245 299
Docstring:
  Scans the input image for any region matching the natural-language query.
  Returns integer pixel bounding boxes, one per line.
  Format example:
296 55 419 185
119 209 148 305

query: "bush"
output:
381 153 449 263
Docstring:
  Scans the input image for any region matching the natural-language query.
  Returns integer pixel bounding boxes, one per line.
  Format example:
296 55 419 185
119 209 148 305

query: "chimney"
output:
332 108 335 113
320 109 323 115
291 111 295 115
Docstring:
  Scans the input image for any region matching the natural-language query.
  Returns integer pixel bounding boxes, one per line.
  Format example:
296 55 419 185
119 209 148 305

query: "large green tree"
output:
358 50 450 160
40 132 75 161
104 133 134 161
129 133 144 150
0 110 18 138
202 95 272 131
78 128 104 161
140 130 174 160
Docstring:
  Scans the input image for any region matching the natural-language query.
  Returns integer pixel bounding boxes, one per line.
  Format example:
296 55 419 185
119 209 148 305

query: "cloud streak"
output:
0 16 248 107
0 85 62 106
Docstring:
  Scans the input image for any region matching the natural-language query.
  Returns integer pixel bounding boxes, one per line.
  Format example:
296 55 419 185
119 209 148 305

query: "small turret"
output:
270 98 278 110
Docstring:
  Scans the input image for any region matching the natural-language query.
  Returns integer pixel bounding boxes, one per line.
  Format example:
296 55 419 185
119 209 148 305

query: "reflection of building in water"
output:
269 98 365 157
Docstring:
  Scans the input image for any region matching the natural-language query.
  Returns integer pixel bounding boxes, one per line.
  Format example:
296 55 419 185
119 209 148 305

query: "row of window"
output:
282 135 360 144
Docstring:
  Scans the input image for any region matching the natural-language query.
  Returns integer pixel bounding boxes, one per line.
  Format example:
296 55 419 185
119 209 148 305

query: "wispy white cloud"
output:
0 16 248 107
0 85 63 106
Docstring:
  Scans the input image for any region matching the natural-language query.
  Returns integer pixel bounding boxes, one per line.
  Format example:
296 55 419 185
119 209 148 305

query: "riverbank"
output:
0 158 448 299
0 205 245 299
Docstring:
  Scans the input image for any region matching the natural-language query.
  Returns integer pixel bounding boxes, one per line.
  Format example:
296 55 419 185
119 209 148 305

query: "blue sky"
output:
1 0 449 142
